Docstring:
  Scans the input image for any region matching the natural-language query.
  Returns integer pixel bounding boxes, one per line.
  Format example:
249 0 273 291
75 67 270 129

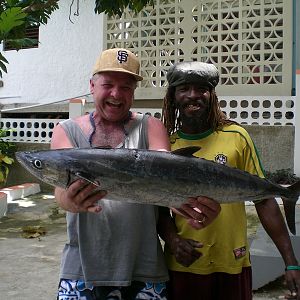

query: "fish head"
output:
16 150 71 188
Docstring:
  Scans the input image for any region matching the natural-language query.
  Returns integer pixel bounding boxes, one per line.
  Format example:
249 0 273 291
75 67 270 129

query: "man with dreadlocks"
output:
158 61 300 300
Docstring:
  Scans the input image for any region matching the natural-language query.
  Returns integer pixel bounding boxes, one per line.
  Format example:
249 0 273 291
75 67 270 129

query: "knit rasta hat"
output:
167 61 219 88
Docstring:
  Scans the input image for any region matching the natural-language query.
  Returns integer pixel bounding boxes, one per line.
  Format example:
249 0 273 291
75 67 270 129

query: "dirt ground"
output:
0 192 296 299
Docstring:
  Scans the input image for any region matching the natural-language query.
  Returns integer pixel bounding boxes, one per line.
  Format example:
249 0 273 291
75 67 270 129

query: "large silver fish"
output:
16 147 300 234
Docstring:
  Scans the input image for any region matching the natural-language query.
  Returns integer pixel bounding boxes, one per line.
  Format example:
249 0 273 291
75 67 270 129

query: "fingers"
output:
172 196 221 229
284 271 300 300
170 237 203 267
171 206 197 219
283 291 298 299
87 205 102 214
187 218 207 230
66 179 89 198
171 205 208 229
188 196 221 216
62 180 107 213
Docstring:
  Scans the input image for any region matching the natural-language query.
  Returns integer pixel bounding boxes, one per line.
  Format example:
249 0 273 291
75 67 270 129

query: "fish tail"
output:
283 181 300 235
287 180 300 198
283 199 297 235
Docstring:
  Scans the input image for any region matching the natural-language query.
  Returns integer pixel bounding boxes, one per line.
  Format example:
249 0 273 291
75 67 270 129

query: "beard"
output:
178 103 211 133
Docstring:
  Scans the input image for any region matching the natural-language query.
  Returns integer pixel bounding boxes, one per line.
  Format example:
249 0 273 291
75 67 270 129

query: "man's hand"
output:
284 269 300 299
168 234 203 267
172 196 221 229
55 180 107 213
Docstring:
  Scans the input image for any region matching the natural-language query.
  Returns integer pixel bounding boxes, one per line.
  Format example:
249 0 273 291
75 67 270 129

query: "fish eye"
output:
32 159 43 169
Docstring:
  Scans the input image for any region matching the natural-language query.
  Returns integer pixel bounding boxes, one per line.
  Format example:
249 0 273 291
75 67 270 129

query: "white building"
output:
0 0 103 107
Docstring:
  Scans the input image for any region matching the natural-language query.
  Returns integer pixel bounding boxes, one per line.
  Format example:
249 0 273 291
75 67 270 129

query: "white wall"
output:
294 71 300 176
0 0 104 105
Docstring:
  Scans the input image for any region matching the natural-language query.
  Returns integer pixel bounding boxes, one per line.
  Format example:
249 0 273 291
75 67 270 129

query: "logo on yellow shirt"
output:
233 246 247 259
215 153 227 165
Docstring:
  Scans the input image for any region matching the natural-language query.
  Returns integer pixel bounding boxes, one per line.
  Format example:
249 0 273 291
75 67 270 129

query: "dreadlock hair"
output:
162 86 178 136
162 86 237 136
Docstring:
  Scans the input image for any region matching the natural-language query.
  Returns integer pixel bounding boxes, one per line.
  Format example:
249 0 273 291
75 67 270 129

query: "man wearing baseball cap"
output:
159 61 300 300
51 50 220 300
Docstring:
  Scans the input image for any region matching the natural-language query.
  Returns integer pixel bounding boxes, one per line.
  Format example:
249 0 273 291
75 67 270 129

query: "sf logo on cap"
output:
117 50 128 63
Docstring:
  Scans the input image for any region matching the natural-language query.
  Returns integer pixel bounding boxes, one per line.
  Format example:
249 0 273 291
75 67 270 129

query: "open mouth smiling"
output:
184 102 202 111
106 99 122 108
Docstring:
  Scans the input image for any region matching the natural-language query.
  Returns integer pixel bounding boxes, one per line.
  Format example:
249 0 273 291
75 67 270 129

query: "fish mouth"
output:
15 151 32 168
15 151 45 183
16 151 70 189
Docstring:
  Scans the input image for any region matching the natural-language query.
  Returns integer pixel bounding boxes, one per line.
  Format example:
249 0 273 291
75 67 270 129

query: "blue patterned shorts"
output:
57 279 168 300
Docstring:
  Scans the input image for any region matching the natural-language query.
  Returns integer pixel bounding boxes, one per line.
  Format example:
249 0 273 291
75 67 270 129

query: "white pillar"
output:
294 70 300 176
69 98 86 119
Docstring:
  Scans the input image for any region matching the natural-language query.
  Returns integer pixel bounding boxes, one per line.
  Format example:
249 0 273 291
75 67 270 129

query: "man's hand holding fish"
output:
55 180 107 213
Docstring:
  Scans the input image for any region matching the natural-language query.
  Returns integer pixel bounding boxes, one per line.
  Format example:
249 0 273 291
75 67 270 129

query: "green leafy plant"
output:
0 6 27 76
265 169 299 185
0 0 156 77
0 0 59 77
0 129 16 186
0 7 27 33
94 0 154 16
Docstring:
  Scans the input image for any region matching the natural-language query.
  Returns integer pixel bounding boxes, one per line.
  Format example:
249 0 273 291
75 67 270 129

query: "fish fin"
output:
75 172 101 187
172 146 201 157
283 181 300 235
283 198 297 235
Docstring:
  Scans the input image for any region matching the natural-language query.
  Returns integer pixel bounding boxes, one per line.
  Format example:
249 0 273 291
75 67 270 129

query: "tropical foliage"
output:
265 169 300 185
0 129 15 185
0 0 153 77
0 0 59 77
94 0 154 16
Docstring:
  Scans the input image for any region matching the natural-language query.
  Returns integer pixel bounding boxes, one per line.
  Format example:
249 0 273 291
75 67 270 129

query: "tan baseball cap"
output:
92 48 143 81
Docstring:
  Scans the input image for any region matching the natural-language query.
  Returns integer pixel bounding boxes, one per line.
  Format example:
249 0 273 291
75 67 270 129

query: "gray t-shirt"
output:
59 113 168 286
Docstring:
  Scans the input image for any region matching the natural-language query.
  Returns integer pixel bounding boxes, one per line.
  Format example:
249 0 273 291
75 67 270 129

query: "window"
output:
4 26 39 51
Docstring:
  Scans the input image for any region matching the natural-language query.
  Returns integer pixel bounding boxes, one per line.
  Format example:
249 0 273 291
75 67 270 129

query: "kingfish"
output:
16 147 300 234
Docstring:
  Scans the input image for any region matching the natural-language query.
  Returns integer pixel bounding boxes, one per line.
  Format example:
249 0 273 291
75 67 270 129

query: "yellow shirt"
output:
165 124 265 274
